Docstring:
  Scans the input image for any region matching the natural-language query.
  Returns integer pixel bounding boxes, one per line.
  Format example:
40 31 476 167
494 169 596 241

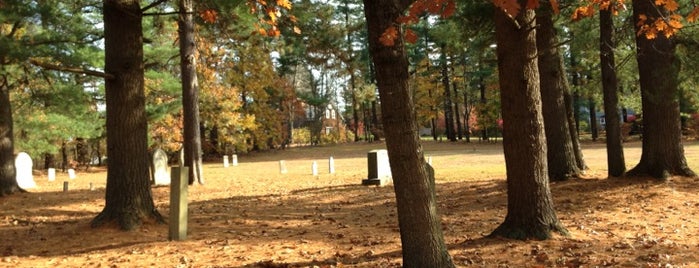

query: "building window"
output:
325 109 331 119
331 110 336 119
325 126 333 135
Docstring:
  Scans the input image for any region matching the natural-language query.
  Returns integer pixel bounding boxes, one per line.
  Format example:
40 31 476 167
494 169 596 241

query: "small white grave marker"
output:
15 152 36 189
223 155 229 168
153 149 170 185
328 156 335 174
312 161 318 176
279 160 288 174
47 168 56 182
68 169 76 180
232 154 238 166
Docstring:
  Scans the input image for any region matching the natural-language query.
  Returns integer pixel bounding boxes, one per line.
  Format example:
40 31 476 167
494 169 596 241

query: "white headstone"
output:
153 149 170 185
312 161 318 176
15 152 36 189
68 168 76 179
279 160 287 174
232 154 238 166
328 156 335 174
223 155 229 168
362 149 392 186
47 168 56 181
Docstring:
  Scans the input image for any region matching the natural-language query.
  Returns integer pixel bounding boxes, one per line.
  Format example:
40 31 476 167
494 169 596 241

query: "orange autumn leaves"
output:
199 0 298 37
380 0 457 46
380 0 697 46
380 0 559 46
573 0 698 39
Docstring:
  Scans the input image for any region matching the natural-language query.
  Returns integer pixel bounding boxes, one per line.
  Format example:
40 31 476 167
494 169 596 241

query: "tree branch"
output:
29 59 115 80
142 0 171 13
143 11 193 16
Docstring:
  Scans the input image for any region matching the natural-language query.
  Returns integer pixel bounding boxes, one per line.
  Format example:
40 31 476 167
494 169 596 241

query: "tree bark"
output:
564 90 587 170
478 77 489 141
489 5 567 240
0 83 21 196
453 81 463 140
179 0 204 185
464 88 471 143
536 7 582 181
92 0 163 230
589 97 598 141
440 45 456 141
599 8 625 177
362 1 454 267
628 0 695 178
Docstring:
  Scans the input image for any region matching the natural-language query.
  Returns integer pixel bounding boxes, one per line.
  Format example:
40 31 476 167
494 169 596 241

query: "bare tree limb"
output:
142 0 171 13
29 59 115 80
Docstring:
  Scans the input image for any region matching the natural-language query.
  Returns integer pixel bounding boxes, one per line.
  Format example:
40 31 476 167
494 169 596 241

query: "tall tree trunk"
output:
464 89 471 142
453 81 463 140
440 45 456 141
588 97 598 141
179 0 204 185
536 7 582 181
478 77 488 141
0 83 21 196
371 100 381 141
429 87 438 141
351 77 360 142
489 4 567 240
362 1 454 267
93 0 163 230
564 90 587 170
628 0 695 178
599 8 625 177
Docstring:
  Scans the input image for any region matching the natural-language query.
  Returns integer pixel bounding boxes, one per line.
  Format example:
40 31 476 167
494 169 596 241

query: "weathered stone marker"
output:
279 160 288 174
15 152 36 189
63 181 69 192
47 168 56 182
223 155 229 168
232 154 238 166
328 156 335 174
312 161 318 176
362 149 392 186
153 149 170 185
169 166 188 241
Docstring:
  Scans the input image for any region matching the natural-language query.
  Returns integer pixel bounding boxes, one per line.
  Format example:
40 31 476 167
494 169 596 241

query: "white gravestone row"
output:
275 157 337 175
153 148 170 186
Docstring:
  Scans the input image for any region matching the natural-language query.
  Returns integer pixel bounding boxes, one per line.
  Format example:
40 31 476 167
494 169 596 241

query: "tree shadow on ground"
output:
3 174 699 267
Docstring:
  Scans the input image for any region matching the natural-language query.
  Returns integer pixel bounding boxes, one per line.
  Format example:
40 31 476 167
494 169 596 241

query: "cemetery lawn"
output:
3 140 699 268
